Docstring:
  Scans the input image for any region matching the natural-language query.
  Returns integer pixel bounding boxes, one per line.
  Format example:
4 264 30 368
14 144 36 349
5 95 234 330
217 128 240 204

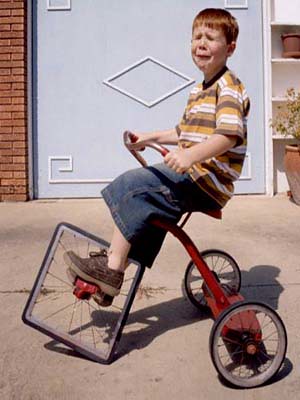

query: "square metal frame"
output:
22 222 145 363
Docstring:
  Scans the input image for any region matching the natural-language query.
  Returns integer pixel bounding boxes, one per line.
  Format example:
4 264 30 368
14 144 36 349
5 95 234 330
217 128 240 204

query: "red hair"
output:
193 8 239 44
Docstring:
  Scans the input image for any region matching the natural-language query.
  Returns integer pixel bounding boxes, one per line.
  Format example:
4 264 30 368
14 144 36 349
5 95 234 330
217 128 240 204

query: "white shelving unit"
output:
265 0 300 194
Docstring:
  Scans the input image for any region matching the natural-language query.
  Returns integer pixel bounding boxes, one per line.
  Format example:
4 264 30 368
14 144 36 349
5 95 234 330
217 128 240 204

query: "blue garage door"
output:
33 0 264 198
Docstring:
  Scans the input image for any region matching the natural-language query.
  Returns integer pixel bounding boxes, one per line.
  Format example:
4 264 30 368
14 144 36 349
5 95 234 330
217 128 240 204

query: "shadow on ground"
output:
240 264 284 310
44 296 210 360
44 263 291 386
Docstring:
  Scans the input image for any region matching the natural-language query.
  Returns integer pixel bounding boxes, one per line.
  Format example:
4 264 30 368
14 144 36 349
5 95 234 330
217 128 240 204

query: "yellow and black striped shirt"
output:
176 68 250 207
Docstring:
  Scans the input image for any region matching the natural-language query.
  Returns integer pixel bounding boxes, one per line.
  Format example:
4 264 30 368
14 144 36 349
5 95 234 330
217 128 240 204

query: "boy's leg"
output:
64 222 132 307
64 163 220 305
63 211 164 301
63 164 182 303
107 222 131 272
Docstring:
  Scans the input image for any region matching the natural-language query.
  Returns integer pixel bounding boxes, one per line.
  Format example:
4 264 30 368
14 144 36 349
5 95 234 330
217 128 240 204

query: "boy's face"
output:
191 24 236 82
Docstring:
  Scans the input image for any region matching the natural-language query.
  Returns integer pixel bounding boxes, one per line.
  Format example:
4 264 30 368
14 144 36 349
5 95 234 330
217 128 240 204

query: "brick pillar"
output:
0 0 28 201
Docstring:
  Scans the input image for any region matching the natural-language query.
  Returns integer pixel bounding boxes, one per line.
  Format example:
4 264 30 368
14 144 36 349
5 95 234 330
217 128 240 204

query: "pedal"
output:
73 277 98 300
68 268 113 306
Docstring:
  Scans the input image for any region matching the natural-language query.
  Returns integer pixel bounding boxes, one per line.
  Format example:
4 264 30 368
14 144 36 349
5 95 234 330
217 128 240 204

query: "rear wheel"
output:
183 249 241 312
209 301 287 388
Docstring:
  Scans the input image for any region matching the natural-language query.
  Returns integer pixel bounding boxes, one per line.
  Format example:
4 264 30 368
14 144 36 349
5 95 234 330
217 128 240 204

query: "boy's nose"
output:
197 37 208 48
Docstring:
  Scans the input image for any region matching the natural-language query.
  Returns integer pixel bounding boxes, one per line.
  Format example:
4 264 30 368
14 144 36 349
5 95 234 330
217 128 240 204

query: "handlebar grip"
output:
123 130 169 167
125 131 138 144
160 147 169 157
123 131 147 167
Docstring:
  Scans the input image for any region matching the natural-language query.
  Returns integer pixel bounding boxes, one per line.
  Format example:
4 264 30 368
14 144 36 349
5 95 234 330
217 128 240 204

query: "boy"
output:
64 8 250 306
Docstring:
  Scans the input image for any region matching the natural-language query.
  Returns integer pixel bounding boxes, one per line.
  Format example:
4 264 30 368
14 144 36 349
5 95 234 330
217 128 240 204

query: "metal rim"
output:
209 301 287 388
183 249 241 311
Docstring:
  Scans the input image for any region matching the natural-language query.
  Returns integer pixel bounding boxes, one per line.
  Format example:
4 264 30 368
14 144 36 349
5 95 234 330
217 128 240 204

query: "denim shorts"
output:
101 163 221 268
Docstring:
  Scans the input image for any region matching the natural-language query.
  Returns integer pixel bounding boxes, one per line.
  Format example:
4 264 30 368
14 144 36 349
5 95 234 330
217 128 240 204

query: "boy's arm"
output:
164 134 237 174
130 128 178 149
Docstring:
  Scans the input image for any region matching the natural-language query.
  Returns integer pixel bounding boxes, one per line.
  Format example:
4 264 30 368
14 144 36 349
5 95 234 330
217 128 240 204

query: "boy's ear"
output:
227 41 236 57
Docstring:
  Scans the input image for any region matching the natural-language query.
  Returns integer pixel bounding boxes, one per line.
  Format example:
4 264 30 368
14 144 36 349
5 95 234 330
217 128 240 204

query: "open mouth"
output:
196 53 210 58
196 55 211 61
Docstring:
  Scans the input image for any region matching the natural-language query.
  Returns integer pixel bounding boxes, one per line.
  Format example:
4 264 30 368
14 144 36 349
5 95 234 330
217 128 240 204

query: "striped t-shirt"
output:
176 68 250 208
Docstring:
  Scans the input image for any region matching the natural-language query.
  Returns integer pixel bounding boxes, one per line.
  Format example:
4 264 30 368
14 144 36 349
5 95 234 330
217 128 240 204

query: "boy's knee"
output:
115 167 152 190
117 170 136 190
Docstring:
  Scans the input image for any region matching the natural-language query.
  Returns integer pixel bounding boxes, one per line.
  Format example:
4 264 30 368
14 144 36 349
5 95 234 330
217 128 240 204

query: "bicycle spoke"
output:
68 297 79 332
42 300 79 322
58 237 69 253
36 288 70 304
222 336 243 346
47 270 74 289
88 302 97 348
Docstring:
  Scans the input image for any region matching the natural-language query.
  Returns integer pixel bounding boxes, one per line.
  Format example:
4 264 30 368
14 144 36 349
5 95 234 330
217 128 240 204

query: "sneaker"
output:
67 265 114 307
63 249 124 297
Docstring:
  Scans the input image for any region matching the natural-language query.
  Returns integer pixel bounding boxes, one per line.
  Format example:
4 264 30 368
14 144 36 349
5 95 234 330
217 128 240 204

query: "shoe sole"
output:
63 252 121 297
67 266 113 307
92 291 114 307
66 267 77 285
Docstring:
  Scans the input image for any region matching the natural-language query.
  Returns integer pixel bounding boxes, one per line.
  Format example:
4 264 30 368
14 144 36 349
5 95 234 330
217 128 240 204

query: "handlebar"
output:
123 130 169 167
123 130 192 228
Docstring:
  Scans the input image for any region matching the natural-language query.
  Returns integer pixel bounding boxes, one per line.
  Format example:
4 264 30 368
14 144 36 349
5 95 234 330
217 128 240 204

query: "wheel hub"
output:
246 343 257 355
241 333 258 355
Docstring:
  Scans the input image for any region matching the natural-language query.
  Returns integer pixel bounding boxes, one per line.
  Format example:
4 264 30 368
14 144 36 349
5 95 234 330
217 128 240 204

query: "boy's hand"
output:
127 132 149 151
164 148 193 174
127 129 178 149
164 135 238 174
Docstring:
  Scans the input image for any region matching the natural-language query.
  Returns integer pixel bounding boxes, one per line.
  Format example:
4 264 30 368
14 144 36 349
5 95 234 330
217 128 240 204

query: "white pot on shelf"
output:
273 0 300 24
